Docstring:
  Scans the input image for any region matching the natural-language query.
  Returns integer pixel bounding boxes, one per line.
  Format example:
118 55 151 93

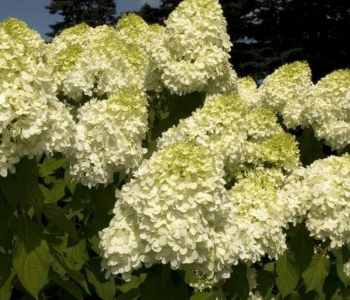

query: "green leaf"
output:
39 157 67 177
12 239 51 299
286 291 301 300
118 276 142 293
140 266 189 300
0 268 15 300
91 184 116 213
190 292 215 300
16 214 42 252
224 263 250 299
290 224 314 272
116 288 141 300
50 247 90 295
64 168 76 194
0 199 14 252
62 237 88 271
275 253 300 298
256 269 275 299
263 262 275 272
25 182 44 220
297 127 325 167
0 253 14 300
16 157 44 218
40 180 66 204
332 247 350 287
49 268 83 300
43 204 78 241
330 292 342 300
86 259 116 300
302 254 330 294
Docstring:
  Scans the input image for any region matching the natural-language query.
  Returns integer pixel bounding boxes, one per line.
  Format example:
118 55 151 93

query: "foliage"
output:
136 0 350 81
1 1 350 299
45 0 117 38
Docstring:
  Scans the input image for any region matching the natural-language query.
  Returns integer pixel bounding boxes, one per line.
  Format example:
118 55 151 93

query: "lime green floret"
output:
0 18 44 59
157 142 213 177
54 44 83 73
257 133 300 170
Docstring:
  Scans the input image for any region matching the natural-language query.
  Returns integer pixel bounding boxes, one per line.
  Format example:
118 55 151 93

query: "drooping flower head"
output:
66 86 148 187
146 0 236 95
46 22 149 102
258 61 313 129
99 142 241 281
279 154 350 248
304 70 350 150
0 20 74 177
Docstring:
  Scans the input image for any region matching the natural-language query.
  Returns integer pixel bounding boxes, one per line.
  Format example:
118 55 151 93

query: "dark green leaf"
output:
39 157 66 177
290 224 314 272
16 214 42 252
332 247 350 287
50 247 90 295
91 184 116 213
286 291 301 300
86 259 116 300
330 293 342 300
0 265 15 300
275 253 300 298
140 266 189 300
184 271 195 285
118 276 142 293
0 254 11 283
297 128 325 167
256 269 275 299
43 204 78 241
64 237 88 271
263 262 275 272
40 180 66 204
116 288 140 300
302 254 330 293
49 268 83 300
25 182 44 220
0 199 14 252
190 292 215 300
12 239 51 299
64 168 76 194
224 263 250 299
0 253 14 300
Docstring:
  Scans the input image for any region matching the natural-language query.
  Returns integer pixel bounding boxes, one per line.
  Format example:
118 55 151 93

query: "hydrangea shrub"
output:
1 0 350 299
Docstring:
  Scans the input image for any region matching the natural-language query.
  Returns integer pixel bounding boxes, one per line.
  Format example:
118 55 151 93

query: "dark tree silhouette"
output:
46 0 117 38
136 0 350 81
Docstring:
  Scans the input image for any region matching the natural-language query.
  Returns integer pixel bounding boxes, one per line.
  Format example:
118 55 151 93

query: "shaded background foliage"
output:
135 0 350 81
46 0 117 37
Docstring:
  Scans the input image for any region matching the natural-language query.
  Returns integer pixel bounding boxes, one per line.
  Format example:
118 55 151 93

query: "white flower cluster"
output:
0 19 74 177
116 13 164 52
100 142 241 281
279 155 350 248
230 169 288 261
67 87 148 187
158 93 249 169
44 17 152 186
46 20 149 101
257 62 350 150
304 70 350 150
158 93 299 177
258 61 313 129
100 90 301 281
146 0 236 95
237 77 261 110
